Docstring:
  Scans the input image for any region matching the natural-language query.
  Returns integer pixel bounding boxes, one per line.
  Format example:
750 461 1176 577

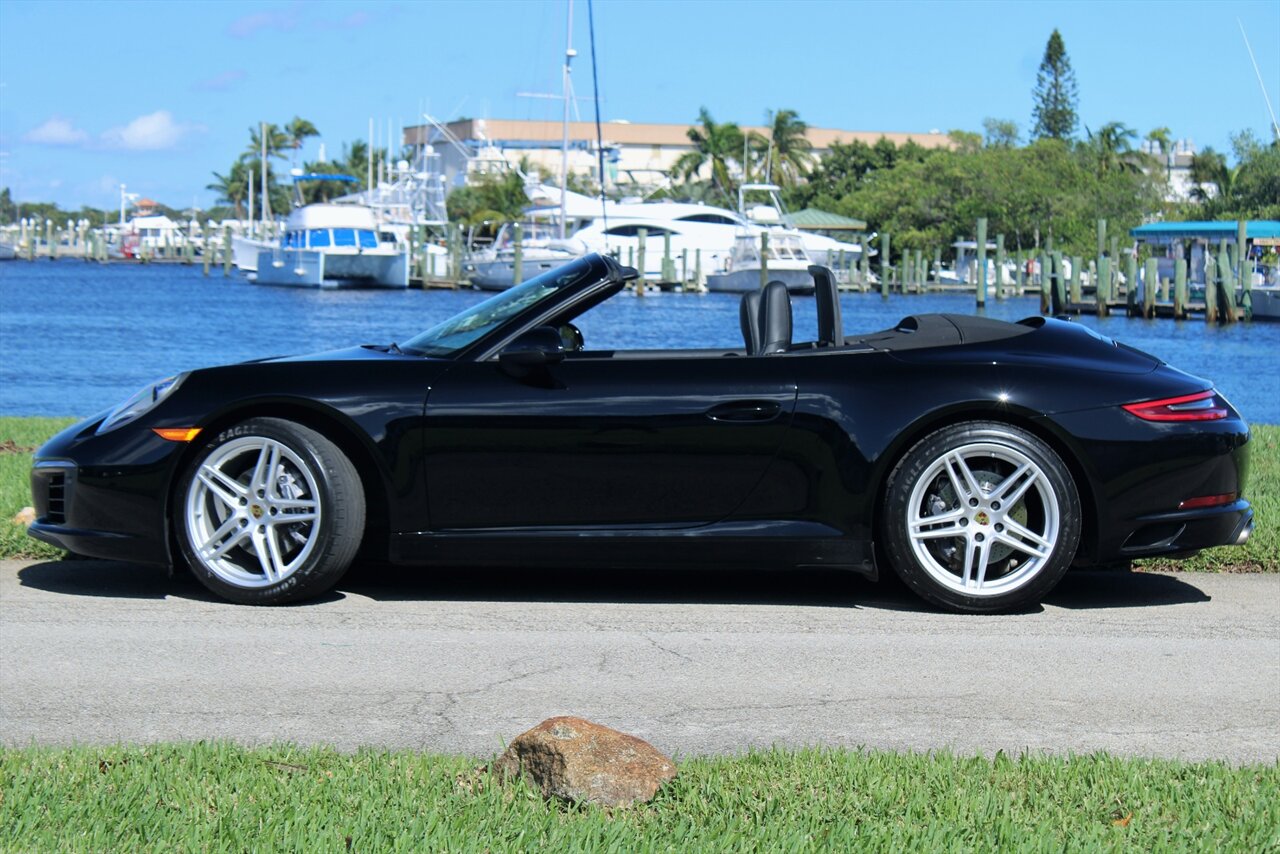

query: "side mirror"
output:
499 326 565 374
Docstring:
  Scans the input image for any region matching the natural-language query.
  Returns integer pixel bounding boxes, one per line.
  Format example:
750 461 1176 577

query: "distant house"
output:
404 118 954 195
1136 140 1202 203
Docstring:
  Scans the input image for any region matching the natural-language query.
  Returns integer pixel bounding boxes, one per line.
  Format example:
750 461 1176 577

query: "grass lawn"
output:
1 416 1275 570
0 417 74 561
2 744 1277 851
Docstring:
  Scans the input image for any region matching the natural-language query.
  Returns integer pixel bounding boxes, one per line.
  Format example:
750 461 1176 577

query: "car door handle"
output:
705 400 784 423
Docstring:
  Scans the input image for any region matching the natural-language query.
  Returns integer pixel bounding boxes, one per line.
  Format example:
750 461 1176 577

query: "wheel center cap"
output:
250 504 264 519
975 510 990 526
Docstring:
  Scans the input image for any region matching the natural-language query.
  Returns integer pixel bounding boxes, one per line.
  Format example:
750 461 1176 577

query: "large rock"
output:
491 716 676 807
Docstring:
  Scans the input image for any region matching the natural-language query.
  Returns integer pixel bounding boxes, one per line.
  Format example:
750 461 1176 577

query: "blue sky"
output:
1 0 1277 212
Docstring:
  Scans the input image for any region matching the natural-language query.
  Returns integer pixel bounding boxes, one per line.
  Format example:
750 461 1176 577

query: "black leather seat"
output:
758 281 792 355
809 264 843 346
739 290 762 355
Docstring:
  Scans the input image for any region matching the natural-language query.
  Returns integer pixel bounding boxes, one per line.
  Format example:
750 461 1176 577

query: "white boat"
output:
1249 285 1280 319
705 231 815 294
250 203 408 289
520 184 867 289
0 243 17 261
464 221 587 290
934 240 1019 289
702 184 816 294
231 232 272 272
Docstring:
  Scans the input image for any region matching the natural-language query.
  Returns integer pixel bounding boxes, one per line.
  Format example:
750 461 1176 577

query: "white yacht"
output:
464 221 588 290
701 184 816 294
250 203 408 289
705 230 815 294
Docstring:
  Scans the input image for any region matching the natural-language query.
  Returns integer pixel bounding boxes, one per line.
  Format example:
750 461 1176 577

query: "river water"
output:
2 260 1277 423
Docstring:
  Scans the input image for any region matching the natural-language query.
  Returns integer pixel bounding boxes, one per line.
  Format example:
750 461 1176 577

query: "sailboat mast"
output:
560 0 575 239
1238 18 1280 143
260 121 269 230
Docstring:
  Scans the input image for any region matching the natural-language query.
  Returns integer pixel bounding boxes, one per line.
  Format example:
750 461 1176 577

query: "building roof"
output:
406 118 954 152
1130 220 1280 241
790 208 867 230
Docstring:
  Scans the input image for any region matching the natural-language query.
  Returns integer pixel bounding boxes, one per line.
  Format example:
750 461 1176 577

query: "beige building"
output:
403 118 953 193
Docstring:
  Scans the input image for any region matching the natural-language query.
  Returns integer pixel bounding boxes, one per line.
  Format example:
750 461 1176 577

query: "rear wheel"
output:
883 421 1080 613
177 418 365 604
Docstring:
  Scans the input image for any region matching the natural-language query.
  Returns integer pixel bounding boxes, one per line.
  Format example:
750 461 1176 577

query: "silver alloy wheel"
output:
184 436 323 589
905 441 1060 597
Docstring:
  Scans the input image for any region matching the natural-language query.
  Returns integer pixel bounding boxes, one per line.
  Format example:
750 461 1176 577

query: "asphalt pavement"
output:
1 558 1277 764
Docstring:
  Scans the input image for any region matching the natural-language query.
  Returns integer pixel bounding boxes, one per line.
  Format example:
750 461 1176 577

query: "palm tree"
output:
245 122 289 161
206 160 250 218
284 117 319 167
340 140 389 191
1087 122 1138 174
1190 147 1235 205
750 108 815 187
1145 127 1172 155
671 108 744 203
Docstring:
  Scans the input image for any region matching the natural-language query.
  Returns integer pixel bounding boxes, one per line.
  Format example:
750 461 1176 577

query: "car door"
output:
422 353 797 530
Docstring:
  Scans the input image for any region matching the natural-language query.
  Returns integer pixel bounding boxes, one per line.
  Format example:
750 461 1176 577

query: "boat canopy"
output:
1130 220 1280 243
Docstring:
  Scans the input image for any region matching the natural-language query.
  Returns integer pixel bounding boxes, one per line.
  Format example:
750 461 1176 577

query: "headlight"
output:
96 373 187 434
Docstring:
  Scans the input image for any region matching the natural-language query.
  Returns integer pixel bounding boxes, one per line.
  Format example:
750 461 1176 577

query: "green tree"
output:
672 108 745 203
284 117 320 166
1031 29 1079 141
206 160 252 219
982 118 1019 148
1190 147 1232 204
0 187 15 224
749 108 815 187
445 169 528 227
1145 127 1173 155
1190 131 1280 219
1086 122 1138 175
245 122 289 161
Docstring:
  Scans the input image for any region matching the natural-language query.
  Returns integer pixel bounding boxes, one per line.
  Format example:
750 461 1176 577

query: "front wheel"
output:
177 418 365 604
882 422 1080 613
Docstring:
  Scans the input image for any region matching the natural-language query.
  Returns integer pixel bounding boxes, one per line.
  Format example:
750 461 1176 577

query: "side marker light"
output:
153 428 202 442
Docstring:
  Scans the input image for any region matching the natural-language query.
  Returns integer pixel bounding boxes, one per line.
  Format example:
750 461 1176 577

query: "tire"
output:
177 418 365 604
882 421 1080 613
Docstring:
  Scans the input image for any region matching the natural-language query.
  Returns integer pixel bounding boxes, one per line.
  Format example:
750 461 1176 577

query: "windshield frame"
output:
401 254 618 360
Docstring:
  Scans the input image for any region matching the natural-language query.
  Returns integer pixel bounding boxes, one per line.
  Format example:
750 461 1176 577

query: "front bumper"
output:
28 418 183 566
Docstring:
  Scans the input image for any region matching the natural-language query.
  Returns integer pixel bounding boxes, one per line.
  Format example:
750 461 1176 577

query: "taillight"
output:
1122 389 1227 422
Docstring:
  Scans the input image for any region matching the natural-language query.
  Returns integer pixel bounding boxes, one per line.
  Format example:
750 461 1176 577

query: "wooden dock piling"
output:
1174 259 1187 319
1096 257 1111 318
976 218 987 307
637 227 648 296
880 233 890 297
512 223 523 287
1142 258 1158 318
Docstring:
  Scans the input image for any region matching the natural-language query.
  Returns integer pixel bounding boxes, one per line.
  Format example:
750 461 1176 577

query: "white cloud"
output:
23 117 90 146
100 111 202 151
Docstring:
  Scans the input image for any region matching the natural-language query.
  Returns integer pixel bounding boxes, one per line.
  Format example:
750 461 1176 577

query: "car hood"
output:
240 345 435 365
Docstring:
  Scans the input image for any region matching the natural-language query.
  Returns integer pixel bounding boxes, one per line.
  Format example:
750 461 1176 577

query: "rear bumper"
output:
1117 500 1253 557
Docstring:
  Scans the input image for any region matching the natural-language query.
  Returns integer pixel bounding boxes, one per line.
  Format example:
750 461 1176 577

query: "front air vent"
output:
46 473 66 524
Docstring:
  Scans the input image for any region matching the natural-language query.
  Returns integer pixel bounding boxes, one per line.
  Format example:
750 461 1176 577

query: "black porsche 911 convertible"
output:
30 254 1253 612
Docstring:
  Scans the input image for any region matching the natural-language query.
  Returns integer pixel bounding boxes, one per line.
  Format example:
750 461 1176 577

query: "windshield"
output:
402 255 606 357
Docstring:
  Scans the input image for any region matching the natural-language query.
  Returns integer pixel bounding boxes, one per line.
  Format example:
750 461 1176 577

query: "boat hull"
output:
251 249 409 289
